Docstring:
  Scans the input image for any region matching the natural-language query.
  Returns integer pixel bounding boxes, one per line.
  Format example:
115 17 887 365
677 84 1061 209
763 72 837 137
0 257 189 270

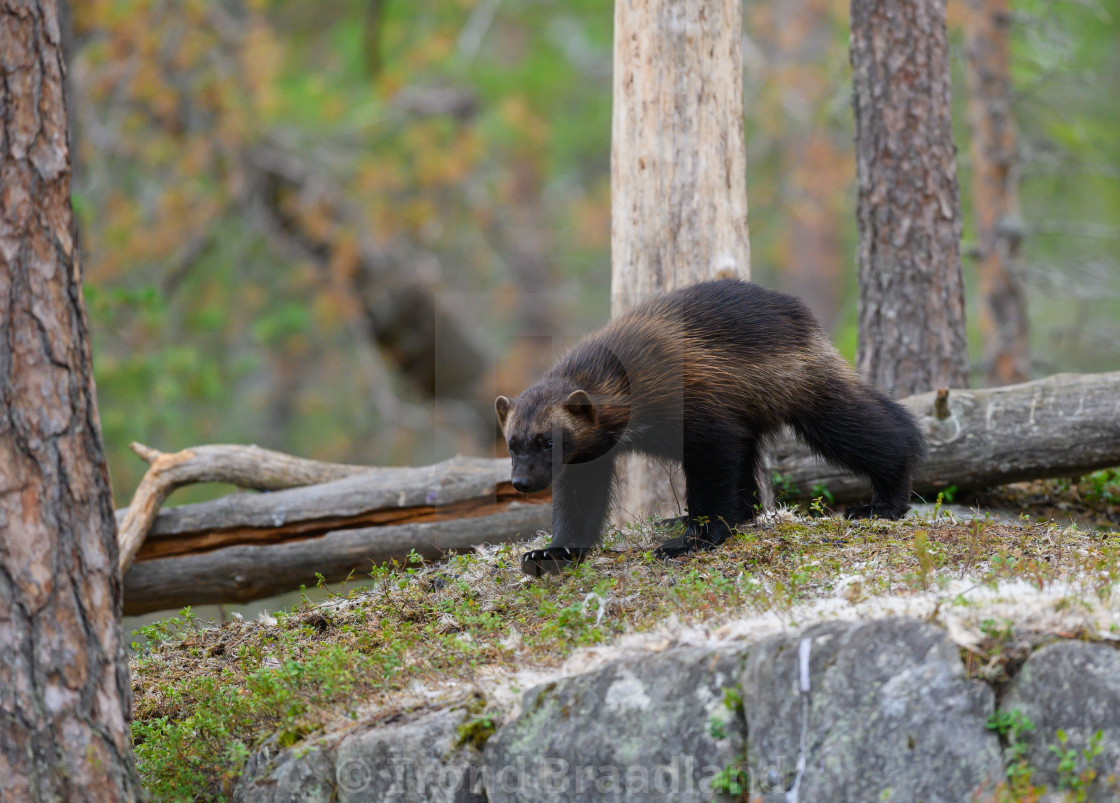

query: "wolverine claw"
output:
520 547 590 577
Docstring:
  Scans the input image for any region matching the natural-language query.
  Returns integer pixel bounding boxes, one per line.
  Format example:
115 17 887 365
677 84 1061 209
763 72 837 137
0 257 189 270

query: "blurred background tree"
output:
63 0 1120 504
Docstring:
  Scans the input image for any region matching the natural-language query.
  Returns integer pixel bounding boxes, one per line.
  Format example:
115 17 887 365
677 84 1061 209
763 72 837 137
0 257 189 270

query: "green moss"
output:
456 714 498 750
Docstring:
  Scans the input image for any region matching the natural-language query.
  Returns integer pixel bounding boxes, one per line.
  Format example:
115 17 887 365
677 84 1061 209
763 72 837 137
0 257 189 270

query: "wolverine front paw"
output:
520 547 590 577
653 533 695 558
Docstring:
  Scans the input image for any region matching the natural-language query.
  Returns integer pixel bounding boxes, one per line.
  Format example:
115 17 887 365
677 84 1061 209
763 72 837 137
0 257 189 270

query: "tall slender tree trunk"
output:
0 1 139 799
964 0 1029 385
850 0 969 398
610 0 751 523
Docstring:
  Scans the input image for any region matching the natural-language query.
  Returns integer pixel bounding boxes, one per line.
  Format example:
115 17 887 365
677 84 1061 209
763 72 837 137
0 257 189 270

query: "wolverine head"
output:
495 379 597 494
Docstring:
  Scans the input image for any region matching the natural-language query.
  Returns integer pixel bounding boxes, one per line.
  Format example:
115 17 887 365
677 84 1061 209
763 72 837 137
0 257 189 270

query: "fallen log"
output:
121 455 550 615
769 371 1120 503
117 442 377 573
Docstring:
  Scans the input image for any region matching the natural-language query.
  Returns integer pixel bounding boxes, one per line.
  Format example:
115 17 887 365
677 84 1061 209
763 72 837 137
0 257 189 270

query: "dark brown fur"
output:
496 279 925 575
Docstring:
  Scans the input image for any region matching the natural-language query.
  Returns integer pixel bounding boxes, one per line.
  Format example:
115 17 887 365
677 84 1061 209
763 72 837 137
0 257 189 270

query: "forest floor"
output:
128 470 1120 800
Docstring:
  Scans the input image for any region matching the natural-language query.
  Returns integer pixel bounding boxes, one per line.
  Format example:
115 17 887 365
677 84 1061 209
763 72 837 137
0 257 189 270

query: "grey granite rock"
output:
1001 640 1120 800
741 618 1003 802
235 619 1120 803
235 734 337 803
236 707 485 803
482 647 746 802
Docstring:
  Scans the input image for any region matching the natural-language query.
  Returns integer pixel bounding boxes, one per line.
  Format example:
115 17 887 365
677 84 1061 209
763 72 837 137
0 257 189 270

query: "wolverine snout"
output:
511 477 540 493
511 475 550 494
509 456 553 494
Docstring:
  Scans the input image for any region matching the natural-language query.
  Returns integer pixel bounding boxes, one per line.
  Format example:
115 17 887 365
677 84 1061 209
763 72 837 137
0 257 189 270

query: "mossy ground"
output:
130 472 1120 800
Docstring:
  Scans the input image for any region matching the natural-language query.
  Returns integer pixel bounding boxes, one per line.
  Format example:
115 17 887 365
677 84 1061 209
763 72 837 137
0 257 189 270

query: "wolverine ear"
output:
563 390 596 424
495 396 512 428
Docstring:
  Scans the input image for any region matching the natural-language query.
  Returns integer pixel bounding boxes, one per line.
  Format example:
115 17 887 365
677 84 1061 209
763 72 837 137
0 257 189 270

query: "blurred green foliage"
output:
68 0 1120 506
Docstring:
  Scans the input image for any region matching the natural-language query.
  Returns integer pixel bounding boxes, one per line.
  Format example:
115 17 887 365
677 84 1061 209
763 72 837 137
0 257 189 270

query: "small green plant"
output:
133 609 196 648
979 618 1015 641
987 709 1034 740
810 484 835 505
912 531 934 590
771 471 798 501
722 685 743 715
987 709 1037 792
539 598 604 646
1049 728 1103 800
710 764 749 796
708 715 729 740
1081 469 1120 504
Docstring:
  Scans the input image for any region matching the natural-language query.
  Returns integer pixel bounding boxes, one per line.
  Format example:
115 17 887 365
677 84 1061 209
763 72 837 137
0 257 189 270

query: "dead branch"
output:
117 442 375 573
119 455 549 614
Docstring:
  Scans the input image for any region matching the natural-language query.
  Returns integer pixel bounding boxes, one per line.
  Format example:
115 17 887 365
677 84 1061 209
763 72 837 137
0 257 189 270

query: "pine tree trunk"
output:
850 0 969 398
610 0 751 523
0 1 139 798
964 0 1029 385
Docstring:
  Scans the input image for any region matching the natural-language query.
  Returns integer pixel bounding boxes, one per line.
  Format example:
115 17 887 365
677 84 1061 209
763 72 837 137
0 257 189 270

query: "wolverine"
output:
496 279 925 577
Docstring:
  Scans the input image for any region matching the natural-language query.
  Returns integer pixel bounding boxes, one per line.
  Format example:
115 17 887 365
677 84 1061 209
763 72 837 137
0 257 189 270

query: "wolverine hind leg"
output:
656 430 742 557
792 388 923 520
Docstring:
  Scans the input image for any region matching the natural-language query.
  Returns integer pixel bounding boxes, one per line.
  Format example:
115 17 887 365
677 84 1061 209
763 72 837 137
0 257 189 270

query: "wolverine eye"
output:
544 438 553 450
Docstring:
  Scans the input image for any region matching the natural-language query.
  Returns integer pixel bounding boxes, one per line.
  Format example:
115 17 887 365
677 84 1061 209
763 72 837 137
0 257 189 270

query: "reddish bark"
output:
0 1 138 798
850 0 969 397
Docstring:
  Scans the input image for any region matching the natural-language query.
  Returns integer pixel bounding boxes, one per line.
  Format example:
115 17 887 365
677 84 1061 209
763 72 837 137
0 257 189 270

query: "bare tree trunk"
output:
964 0 1030 385
850 0 968 398
610 0 751 523
0 1 138 798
